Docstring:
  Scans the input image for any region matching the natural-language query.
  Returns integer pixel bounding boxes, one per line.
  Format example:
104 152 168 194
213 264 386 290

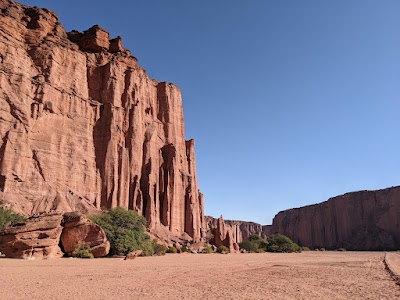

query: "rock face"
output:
205 216 239 253
271 186 400 250
61 212 110 258
0 211 110 258
0 0 204 243
224 219 263 243
261 225 271 239
205 216 266 247
0 212 63 258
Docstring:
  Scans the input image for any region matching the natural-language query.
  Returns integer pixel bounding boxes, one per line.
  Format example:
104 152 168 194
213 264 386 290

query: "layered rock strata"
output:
0 211 109 258
60 212 110 257
271 186 400 250
0 0 204 242
205 216 268 246
0 212 63 258
206 216 239 253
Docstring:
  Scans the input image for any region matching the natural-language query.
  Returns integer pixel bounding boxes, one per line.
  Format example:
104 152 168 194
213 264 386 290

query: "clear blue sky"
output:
19 0 400 224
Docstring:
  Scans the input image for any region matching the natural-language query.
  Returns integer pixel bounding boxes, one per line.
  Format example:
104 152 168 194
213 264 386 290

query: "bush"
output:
89 207 152 256
72 244 94 259
0 207 25 229
217 245 230 254
180 245 188 253
301 246 311 251
167 246 177 253
153 242 167 256
239 235 269 253
239 240 259 252
202 245 213 254
320 248 326 251
337 248 346 252
266 234 301 253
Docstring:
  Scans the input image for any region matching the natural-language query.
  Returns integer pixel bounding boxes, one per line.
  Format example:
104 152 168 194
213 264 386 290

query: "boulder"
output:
124 250 142 260
60 212 110 258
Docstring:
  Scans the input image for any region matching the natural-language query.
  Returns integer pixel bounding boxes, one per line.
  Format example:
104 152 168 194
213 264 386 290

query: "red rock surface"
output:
271 186 400 250
0 212 64 259
205 216 267 247
61 212 110 258
0 211 110 258
124 250 142 260
205 216 239 253
0 0 204 243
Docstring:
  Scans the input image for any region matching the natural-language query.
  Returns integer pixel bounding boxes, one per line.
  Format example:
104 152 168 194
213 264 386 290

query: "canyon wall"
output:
205 216 265 244
0 0 204 242
271 186 400 250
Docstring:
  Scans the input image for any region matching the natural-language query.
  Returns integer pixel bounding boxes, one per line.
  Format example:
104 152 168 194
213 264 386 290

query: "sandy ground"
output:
0 251 399 300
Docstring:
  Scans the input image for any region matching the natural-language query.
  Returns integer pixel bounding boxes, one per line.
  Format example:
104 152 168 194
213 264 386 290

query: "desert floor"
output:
0 251 399 300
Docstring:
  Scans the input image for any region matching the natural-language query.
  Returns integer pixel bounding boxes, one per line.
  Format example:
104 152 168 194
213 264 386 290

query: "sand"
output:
0 251 399 300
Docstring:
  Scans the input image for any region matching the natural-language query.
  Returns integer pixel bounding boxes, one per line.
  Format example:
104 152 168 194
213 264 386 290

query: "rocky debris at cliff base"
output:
0 211 109 258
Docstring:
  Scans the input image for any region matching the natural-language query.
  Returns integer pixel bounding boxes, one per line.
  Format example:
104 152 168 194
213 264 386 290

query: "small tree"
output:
89 207 152 256
266 234 301 253
0 207 25 230
239 234 269 253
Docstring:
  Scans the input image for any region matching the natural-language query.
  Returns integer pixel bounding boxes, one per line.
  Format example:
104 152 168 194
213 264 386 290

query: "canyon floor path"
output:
0 252 399 299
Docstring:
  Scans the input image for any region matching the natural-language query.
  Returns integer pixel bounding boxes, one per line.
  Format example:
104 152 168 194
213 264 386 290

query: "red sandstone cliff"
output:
205 216 266 246
271 186 400 250
0 1 204 242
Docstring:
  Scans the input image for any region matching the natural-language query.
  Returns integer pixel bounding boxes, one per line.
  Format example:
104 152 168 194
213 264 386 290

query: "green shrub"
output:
153 242 167 256
239 240 259 252
0 207 25 229
217 245 230 254
239 235 269 253
266 234 301 253
202 245 213 254
180 245 188 253
72 244 94 259
89 207 151 256
337 248 346 252
320 248 326 251
167 246 177 253
249 234 263 241
301 246 311 251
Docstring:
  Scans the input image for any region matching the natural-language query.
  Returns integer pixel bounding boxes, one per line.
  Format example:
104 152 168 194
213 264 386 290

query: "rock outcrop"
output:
261 225 271 239
61 212 110 258
0 212 63 258
0 0 204 243
0 211 110 258
270 186 400 250
205 216 267 247
205 216 239 253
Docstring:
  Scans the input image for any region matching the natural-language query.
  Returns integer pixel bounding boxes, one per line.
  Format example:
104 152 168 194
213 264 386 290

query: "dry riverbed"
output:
0 251 399 299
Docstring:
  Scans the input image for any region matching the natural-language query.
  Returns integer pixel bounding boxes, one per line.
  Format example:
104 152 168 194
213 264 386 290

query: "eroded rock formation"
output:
205 215 267 247
271 186 400 250
0 0 204 242
0 211 110 258
205 216 239 252
61 212 110 257
0 212 63 258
